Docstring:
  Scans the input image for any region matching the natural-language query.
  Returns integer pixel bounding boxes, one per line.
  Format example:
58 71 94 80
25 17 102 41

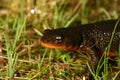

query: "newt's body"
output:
40 19 120 79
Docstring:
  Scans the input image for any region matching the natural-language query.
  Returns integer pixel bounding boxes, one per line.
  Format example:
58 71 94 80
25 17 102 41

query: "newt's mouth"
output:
40 40 79 52
40 41 66 49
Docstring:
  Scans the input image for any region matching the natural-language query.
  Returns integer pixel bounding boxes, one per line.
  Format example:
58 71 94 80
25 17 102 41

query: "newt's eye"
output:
56 36 62 39
55 36 62 44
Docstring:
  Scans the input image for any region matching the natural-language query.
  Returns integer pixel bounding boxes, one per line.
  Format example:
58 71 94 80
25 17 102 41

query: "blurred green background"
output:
0 0 119 80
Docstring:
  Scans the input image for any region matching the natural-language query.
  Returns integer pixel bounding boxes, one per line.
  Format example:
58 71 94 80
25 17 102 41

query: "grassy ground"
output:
0 0 120 80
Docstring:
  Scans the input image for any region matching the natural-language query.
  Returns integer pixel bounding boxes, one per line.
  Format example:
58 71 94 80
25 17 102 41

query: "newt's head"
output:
41 28 82 51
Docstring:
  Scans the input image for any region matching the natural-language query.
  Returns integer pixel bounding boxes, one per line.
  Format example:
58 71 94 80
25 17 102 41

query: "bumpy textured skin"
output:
41 19 120 80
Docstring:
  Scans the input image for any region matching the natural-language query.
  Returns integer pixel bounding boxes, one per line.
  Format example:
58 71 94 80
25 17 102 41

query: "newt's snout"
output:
41 29 67 49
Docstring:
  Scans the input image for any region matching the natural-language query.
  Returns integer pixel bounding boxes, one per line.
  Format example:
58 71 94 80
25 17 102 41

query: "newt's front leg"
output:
78 47 99 80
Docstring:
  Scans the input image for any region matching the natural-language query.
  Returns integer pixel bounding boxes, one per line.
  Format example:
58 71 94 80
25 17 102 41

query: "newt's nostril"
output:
43 29 51 34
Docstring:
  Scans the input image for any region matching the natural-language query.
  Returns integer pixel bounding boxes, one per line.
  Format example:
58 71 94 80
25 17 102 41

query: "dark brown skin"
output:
41 19 120 79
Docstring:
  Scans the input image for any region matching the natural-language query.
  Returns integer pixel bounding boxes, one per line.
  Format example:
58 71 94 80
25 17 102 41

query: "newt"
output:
40 19 120 79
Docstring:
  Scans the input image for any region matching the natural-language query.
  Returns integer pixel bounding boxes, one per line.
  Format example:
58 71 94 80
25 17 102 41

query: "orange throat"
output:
41 41 78 51
40 41 66 49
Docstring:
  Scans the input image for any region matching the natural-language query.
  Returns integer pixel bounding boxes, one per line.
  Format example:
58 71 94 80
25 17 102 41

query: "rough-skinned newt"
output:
40 19 120 79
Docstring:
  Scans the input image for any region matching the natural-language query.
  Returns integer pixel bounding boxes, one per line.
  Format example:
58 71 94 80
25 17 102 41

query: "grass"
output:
0 0 120 80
